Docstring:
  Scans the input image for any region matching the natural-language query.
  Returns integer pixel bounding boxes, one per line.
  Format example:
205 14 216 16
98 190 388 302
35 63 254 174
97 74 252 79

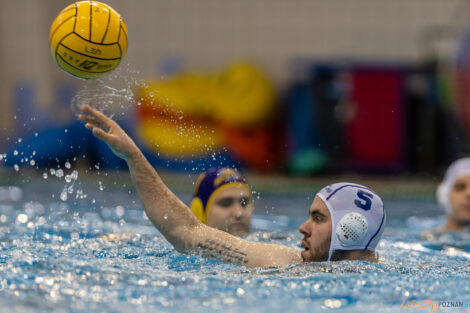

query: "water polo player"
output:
426 158 470 236
191 168 253 235
78 104 386 266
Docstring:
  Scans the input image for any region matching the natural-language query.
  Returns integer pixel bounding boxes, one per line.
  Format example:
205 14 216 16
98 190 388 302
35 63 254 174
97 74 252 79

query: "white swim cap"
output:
437 158 470 216
316 183 386 261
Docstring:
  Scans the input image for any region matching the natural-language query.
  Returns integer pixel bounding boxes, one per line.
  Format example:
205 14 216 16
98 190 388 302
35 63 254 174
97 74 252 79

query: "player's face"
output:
298 196 332 262
206 186 253 235
449 175 470 224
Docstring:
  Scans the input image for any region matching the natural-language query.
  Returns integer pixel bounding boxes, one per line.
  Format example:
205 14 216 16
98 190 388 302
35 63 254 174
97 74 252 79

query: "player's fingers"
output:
91 126 114 142
85 123 110 140
80 104 113 129
79 114 104 129
85 123 96 130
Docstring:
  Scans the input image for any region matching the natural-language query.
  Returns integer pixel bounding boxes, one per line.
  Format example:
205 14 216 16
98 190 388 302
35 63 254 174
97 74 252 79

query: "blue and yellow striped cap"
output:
190 168 249 224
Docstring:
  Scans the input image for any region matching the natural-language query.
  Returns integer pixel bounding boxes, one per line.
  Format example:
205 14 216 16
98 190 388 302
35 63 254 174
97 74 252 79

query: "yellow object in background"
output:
139 118 223 157
49 1 128 79
140 63 276 127
136 62 279 164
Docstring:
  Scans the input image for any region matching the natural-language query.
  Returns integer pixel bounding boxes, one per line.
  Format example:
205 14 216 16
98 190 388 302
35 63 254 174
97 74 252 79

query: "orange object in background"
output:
222 125 285 171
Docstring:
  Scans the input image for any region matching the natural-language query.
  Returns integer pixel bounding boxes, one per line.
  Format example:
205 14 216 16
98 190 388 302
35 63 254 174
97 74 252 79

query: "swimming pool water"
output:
0 175 469 313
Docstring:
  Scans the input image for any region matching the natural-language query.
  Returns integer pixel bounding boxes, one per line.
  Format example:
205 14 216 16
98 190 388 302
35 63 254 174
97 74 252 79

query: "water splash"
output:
65 175 72 183
59 188 68 201
70 64 144 120
55 169 64 178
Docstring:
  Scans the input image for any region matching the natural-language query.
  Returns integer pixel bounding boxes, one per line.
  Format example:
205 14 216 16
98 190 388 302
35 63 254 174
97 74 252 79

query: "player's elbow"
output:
168 223 201 253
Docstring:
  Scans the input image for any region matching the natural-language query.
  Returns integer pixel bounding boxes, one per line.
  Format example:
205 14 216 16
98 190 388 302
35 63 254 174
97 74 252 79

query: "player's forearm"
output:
125 148 199 250
77 104 199 251
125 149 301 267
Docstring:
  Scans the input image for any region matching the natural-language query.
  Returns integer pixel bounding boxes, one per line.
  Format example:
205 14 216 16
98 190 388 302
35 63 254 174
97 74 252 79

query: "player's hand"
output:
78 104 139 161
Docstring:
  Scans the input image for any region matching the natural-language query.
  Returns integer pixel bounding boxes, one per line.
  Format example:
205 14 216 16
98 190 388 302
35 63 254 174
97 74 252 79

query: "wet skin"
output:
446 175 470 230
298 196 332 262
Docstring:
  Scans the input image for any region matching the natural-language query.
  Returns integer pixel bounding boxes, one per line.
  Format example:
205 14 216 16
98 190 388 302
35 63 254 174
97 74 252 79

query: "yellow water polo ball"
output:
49 1 128 79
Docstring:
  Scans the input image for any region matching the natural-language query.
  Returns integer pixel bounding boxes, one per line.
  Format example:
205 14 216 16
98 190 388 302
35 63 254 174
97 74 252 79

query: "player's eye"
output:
240 197 251 207
216 198 236 207
311 212 324 223
453 182 467 192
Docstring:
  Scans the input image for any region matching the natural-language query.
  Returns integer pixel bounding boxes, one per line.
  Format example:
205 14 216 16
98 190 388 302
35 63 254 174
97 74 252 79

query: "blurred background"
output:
1 0 470 180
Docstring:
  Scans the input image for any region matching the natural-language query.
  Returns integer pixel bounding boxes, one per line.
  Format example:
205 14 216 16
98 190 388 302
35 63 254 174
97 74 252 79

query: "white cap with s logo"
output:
316 183 386 261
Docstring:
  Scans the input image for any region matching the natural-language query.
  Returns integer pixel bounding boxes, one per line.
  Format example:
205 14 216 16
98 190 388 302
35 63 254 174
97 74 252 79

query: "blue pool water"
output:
1 174 470 313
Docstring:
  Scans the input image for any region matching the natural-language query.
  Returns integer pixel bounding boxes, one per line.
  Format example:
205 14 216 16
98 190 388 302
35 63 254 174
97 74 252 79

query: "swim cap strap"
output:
316 193 335 261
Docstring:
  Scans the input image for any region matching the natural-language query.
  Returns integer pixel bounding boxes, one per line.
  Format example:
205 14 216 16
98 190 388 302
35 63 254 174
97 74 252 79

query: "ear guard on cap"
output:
336 212 368 246
190 197 206 224
436 182 451 215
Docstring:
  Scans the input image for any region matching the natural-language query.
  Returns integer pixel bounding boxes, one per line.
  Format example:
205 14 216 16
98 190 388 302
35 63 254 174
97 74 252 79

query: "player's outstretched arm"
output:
78 104 302 267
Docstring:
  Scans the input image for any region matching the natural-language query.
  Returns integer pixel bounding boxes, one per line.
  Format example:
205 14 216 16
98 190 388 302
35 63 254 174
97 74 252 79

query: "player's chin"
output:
454 207 470 222
301 249 311 262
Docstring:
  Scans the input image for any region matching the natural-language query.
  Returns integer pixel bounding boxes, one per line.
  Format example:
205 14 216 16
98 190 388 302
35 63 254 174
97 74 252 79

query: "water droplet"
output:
56 169 64 178
43 173 48 179
98 181 104 191
13 164 19 171
13 150 18 156
116 205 125 217
29 160 35 166
65 175 72 183
16 214 28 224
34 133 38 137
17 138 22 143
71 170 78 180
95 164 100 170
163 213 168 219
0 155 3 161
60 190 68 201
65 161 71 169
